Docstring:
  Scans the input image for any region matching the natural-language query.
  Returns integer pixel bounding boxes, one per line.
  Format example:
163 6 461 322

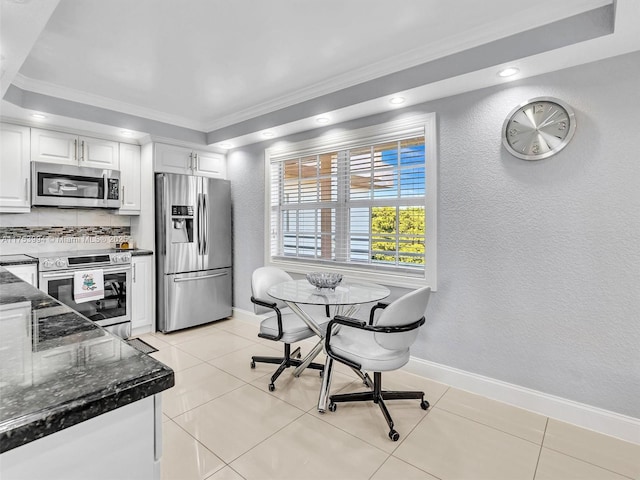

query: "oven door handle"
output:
41 266 131 279
173 272 227 283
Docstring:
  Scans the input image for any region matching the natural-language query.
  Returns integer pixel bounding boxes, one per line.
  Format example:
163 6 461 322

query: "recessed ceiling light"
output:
31 113 46 119
498 67 519 77
219 142 232 149
316 116 330 124
262 131 275 138
120 130 134 137
389 96 405 105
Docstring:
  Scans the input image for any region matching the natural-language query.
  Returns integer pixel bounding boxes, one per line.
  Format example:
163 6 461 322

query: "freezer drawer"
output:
159 268 232 333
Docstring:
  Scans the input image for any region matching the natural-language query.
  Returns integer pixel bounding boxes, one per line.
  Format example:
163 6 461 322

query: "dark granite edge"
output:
129 249 153 256
0 256 38 266
0 367 174 453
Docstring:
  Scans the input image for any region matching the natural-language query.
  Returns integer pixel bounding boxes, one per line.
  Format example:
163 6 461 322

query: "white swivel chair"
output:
250 267 329 391
324 286 431 441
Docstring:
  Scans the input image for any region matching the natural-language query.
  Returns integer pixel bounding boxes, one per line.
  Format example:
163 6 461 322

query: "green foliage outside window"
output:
371 206 425 265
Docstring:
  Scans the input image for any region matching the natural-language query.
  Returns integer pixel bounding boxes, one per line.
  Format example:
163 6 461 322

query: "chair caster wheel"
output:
389 430 400 441
250 360 256 369
268 383 275 392
328 402 337 412
420 400 430 410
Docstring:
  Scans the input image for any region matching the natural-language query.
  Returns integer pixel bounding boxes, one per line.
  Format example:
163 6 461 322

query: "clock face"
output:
502 97 576 160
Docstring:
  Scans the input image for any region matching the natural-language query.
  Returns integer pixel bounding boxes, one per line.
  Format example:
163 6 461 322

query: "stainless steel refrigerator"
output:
155 173 232 333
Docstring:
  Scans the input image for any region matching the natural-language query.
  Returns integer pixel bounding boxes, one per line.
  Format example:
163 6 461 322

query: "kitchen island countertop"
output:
0 267 174 453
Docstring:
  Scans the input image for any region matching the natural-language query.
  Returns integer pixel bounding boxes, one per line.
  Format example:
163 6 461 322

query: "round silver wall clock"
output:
502 96 576 160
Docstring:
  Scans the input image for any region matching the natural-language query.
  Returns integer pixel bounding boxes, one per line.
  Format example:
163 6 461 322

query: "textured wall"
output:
228 51 640 417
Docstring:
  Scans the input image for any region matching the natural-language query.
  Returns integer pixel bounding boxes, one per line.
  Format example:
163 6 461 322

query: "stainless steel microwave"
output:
31 162 121 208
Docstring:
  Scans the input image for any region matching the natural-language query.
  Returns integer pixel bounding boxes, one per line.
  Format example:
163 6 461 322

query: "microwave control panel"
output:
107 178 119 200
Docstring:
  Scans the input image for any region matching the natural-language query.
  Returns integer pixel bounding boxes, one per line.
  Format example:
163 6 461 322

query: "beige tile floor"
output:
137 317 640 480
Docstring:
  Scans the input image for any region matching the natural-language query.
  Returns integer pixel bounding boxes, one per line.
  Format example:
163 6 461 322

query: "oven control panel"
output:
39 252 131 271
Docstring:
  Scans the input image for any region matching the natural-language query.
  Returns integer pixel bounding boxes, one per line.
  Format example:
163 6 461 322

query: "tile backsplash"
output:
0 208 132 255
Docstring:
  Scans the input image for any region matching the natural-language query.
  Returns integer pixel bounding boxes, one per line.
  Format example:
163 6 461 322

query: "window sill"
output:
267 258 435 291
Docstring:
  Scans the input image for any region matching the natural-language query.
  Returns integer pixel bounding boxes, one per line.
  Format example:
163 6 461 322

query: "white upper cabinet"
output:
154 143 226 178
31 128 119 169
0 123 31 213
194 150 226 178
118 143 141 215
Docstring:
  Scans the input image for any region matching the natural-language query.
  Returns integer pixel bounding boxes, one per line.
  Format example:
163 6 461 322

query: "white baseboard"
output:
232 307 639 445
405 357 640 445
232 307 262 323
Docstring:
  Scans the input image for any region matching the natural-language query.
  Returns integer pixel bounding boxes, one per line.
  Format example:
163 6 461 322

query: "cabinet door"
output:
118 143 141 214
5 264 38 287
31 128 78 165
0 302 32 387
81 136 119 169
154 143 193 174
195 150 226 178
131 255 154 332
0 123 31 212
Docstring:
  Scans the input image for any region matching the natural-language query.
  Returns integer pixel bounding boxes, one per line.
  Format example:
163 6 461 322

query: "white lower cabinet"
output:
0 302 32 387
132 255 154 333
4 264 37 287
0 123 31 213
0 395 160 480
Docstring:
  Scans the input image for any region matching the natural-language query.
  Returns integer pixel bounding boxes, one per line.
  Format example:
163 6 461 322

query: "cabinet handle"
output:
133 263 137 282
74 139 78 161
188 153 193 171
195 153 199 171
122 185 125 203
81 140 85 162
25 178 29 202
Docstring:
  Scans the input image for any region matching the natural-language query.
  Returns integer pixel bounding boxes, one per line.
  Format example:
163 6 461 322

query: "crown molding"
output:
12 74 206 132
11 1 610 136
202 0 611 131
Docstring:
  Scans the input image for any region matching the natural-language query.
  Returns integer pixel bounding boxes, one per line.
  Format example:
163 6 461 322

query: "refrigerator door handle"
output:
160 175 168 257
202 193 208 255
173 272 228 283
196 192 203 255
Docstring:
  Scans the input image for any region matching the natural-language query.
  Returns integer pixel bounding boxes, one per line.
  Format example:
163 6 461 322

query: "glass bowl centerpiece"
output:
306 272 343 290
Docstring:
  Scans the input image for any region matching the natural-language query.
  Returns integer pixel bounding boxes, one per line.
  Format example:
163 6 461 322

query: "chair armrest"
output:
251 296 284 341
369 302 389 325
325 315 426 370
324 315 366 370
250 296 277 310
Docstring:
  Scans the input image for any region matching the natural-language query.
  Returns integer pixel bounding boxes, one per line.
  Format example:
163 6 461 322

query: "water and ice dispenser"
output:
170 205 194 243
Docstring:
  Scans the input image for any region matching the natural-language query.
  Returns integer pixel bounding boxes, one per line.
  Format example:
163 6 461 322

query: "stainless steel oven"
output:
38 251 132 338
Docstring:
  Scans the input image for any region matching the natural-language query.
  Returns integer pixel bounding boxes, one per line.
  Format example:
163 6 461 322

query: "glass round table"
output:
268 279 390 411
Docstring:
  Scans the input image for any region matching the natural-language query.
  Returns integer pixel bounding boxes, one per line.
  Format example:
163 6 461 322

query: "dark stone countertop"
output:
126 248 154 256
0 267 173 454
0 254 38 266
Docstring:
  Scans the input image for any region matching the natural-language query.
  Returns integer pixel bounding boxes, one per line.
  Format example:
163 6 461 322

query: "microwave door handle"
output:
103 174 107 205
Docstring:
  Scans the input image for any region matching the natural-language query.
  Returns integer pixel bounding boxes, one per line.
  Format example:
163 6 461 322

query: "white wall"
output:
227 51 640 419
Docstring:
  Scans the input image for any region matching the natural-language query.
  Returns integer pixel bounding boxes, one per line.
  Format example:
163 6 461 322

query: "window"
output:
265 114 437 288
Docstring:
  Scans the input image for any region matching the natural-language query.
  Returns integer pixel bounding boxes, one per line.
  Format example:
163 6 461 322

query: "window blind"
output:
269 134 427 276
265 113 437 287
